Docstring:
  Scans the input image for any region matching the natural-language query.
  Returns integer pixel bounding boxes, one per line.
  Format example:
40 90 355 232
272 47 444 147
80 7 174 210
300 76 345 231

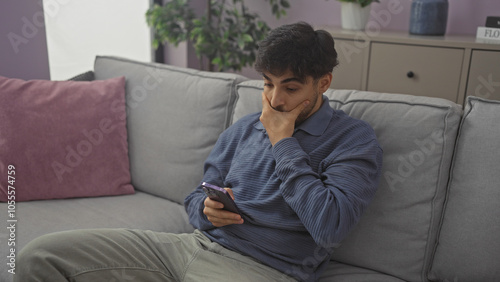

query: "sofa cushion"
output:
234 81 462 282
68 70 95 81
0 191 194 282
0 75 134 202
14 191 194 249
428 97 500 281
233 81 264 123
93 56 247 204
326 90 461 282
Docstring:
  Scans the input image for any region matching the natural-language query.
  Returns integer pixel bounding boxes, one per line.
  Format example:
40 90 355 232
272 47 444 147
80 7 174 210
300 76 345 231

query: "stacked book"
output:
477 16 500 43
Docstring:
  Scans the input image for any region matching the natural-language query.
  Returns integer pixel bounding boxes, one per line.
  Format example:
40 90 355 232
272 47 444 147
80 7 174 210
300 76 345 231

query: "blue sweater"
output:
184 97 383 281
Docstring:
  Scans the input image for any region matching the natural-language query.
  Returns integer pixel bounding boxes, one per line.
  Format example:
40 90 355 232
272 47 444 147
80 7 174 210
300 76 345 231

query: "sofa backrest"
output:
428 96 500 281
94 56 247 204
234 80 463 282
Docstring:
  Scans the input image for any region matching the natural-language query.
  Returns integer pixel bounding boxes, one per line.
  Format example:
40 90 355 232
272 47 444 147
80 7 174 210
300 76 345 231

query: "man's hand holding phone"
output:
202 182 244 227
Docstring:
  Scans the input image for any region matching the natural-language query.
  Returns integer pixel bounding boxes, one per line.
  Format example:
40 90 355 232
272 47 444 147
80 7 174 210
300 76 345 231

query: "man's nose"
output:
270 89 286 111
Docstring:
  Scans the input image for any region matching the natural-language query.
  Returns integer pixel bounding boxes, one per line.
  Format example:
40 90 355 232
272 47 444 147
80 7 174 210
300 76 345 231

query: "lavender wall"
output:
238 0 500 78
246 0 500 35
0 0 49 80
1 0 499 80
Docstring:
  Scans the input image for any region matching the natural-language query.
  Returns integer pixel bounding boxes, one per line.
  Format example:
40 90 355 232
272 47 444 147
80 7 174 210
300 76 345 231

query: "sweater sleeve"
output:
272 136 383 248
183 126 239 231
183 184 215 231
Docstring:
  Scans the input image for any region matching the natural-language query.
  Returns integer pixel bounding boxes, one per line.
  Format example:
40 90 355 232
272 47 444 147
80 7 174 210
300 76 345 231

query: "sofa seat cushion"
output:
12 191 193 248
234 81 463 282
93 56 247 204
319 261 405 282
0 191 194 282
429 97 500 281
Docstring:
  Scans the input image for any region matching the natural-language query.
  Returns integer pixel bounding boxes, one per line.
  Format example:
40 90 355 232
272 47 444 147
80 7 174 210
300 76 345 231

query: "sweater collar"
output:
254 95 333 137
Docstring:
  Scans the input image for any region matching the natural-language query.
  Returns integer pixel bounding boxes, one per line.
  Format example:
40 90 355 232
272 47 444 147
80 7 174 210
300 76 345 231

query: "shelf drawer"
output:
367 42 464 102
331 39 365 90
466 50 500 102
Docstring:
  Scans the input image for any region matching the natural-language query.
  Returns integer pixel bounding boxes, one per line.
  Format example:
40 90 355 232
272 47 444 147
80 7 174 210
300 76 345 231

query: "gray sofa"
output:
1 56 499 281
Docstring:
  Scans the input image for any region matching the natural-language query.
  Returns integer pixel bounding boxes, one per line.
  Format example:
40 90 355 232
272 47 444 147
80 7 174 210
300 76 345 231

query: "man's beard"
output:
295 90 319 125
270 91 320 125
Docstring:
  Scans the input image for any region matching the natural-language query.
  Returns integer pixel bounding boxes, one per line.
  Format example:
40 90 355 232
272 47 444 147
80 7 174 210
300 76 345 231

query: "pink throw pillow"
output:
0 76 134 201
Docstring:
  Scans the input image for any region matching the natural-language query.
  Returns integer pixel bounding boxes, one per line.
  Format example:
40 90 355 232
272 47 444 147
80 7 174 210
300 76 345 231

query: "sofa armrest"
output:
67 70 95 81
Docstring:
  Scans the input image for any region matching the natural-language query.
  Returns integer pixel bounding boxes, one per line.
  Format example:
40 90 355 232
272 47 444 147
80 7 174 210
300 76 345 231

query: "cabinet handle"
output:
407 71 415 78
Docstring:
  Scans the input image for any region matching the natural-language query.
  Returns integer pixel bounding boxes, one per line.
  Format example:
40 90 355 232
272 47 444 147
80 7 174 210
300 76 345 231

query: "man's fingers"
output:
291 100 310 115
261 91 309 116
203 196 243 227
203 206 240 219
224 188 235 200
204 206 243 227
204 197 223 209
261 92 271 110
208 216 243 227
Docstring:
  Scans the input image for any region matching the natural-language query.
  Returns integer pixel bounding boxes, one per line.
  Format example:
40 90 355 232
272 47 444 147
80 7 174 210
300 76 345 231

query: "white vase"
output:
341 2 371 31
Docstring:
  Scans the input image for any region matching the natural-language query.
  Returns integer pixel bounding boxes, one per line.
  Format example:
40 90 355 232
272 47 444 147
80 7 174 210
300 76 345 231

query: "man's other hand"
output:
203 188 244 227
260 92 309 146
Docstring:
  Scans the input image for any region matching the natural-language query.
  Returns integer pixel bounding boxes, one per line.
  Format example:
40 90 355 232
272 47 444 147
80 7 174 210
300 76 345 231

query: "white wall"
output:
43 0 152 80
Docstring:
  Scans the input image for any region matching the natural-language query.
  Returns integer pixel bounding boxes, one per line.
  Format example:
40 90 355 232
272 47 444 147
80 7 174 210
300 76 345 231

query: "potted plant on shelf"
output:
336 0 380 30
146 0 290 72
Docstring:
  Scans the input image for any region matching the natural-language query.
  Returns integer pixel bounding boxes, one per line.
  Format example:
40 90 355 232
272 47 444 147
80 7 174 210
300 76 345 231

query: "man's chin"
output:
295 103 316 125
295 111 310 125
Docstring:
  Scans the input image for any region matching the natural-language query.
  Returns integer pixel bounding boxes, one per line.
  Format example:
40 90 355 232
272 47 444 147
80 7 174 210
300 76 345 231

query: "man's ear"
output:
318 73 333 93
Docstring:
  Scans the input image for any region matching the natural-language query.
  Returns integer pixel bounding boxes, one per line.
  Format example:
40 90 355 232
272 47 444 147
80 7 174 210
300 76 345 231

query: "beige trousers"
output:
15 229 296 282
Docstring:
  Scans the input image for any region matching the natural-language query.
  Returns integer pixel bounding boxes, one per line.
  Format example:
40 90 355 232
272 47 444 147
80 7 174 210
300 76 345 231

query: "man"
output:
16 22 382 281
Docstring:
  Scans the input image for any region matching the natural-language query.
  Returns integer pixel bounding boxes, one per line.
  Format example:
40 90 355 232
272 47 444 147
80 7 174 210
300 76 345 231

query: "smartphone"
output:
201 182 240 215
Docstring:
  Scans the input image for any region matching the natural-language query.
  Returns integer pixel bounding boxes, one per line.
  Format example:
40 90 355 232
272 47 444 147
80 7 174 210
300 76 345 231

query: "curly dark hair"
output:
254 22 339 82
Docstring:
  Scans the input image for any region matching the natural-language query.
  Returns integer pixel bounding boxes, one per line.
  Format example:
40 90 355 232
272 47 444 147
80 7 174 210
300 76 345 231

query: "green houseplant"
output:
146 0 290 72
336 0 379 8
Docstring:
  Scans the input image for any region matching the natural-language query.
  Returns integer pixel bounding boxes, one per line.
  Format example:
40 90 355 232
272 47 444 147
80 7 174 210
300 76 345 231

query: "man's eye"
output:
264 83 273 88
287 88 297 92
